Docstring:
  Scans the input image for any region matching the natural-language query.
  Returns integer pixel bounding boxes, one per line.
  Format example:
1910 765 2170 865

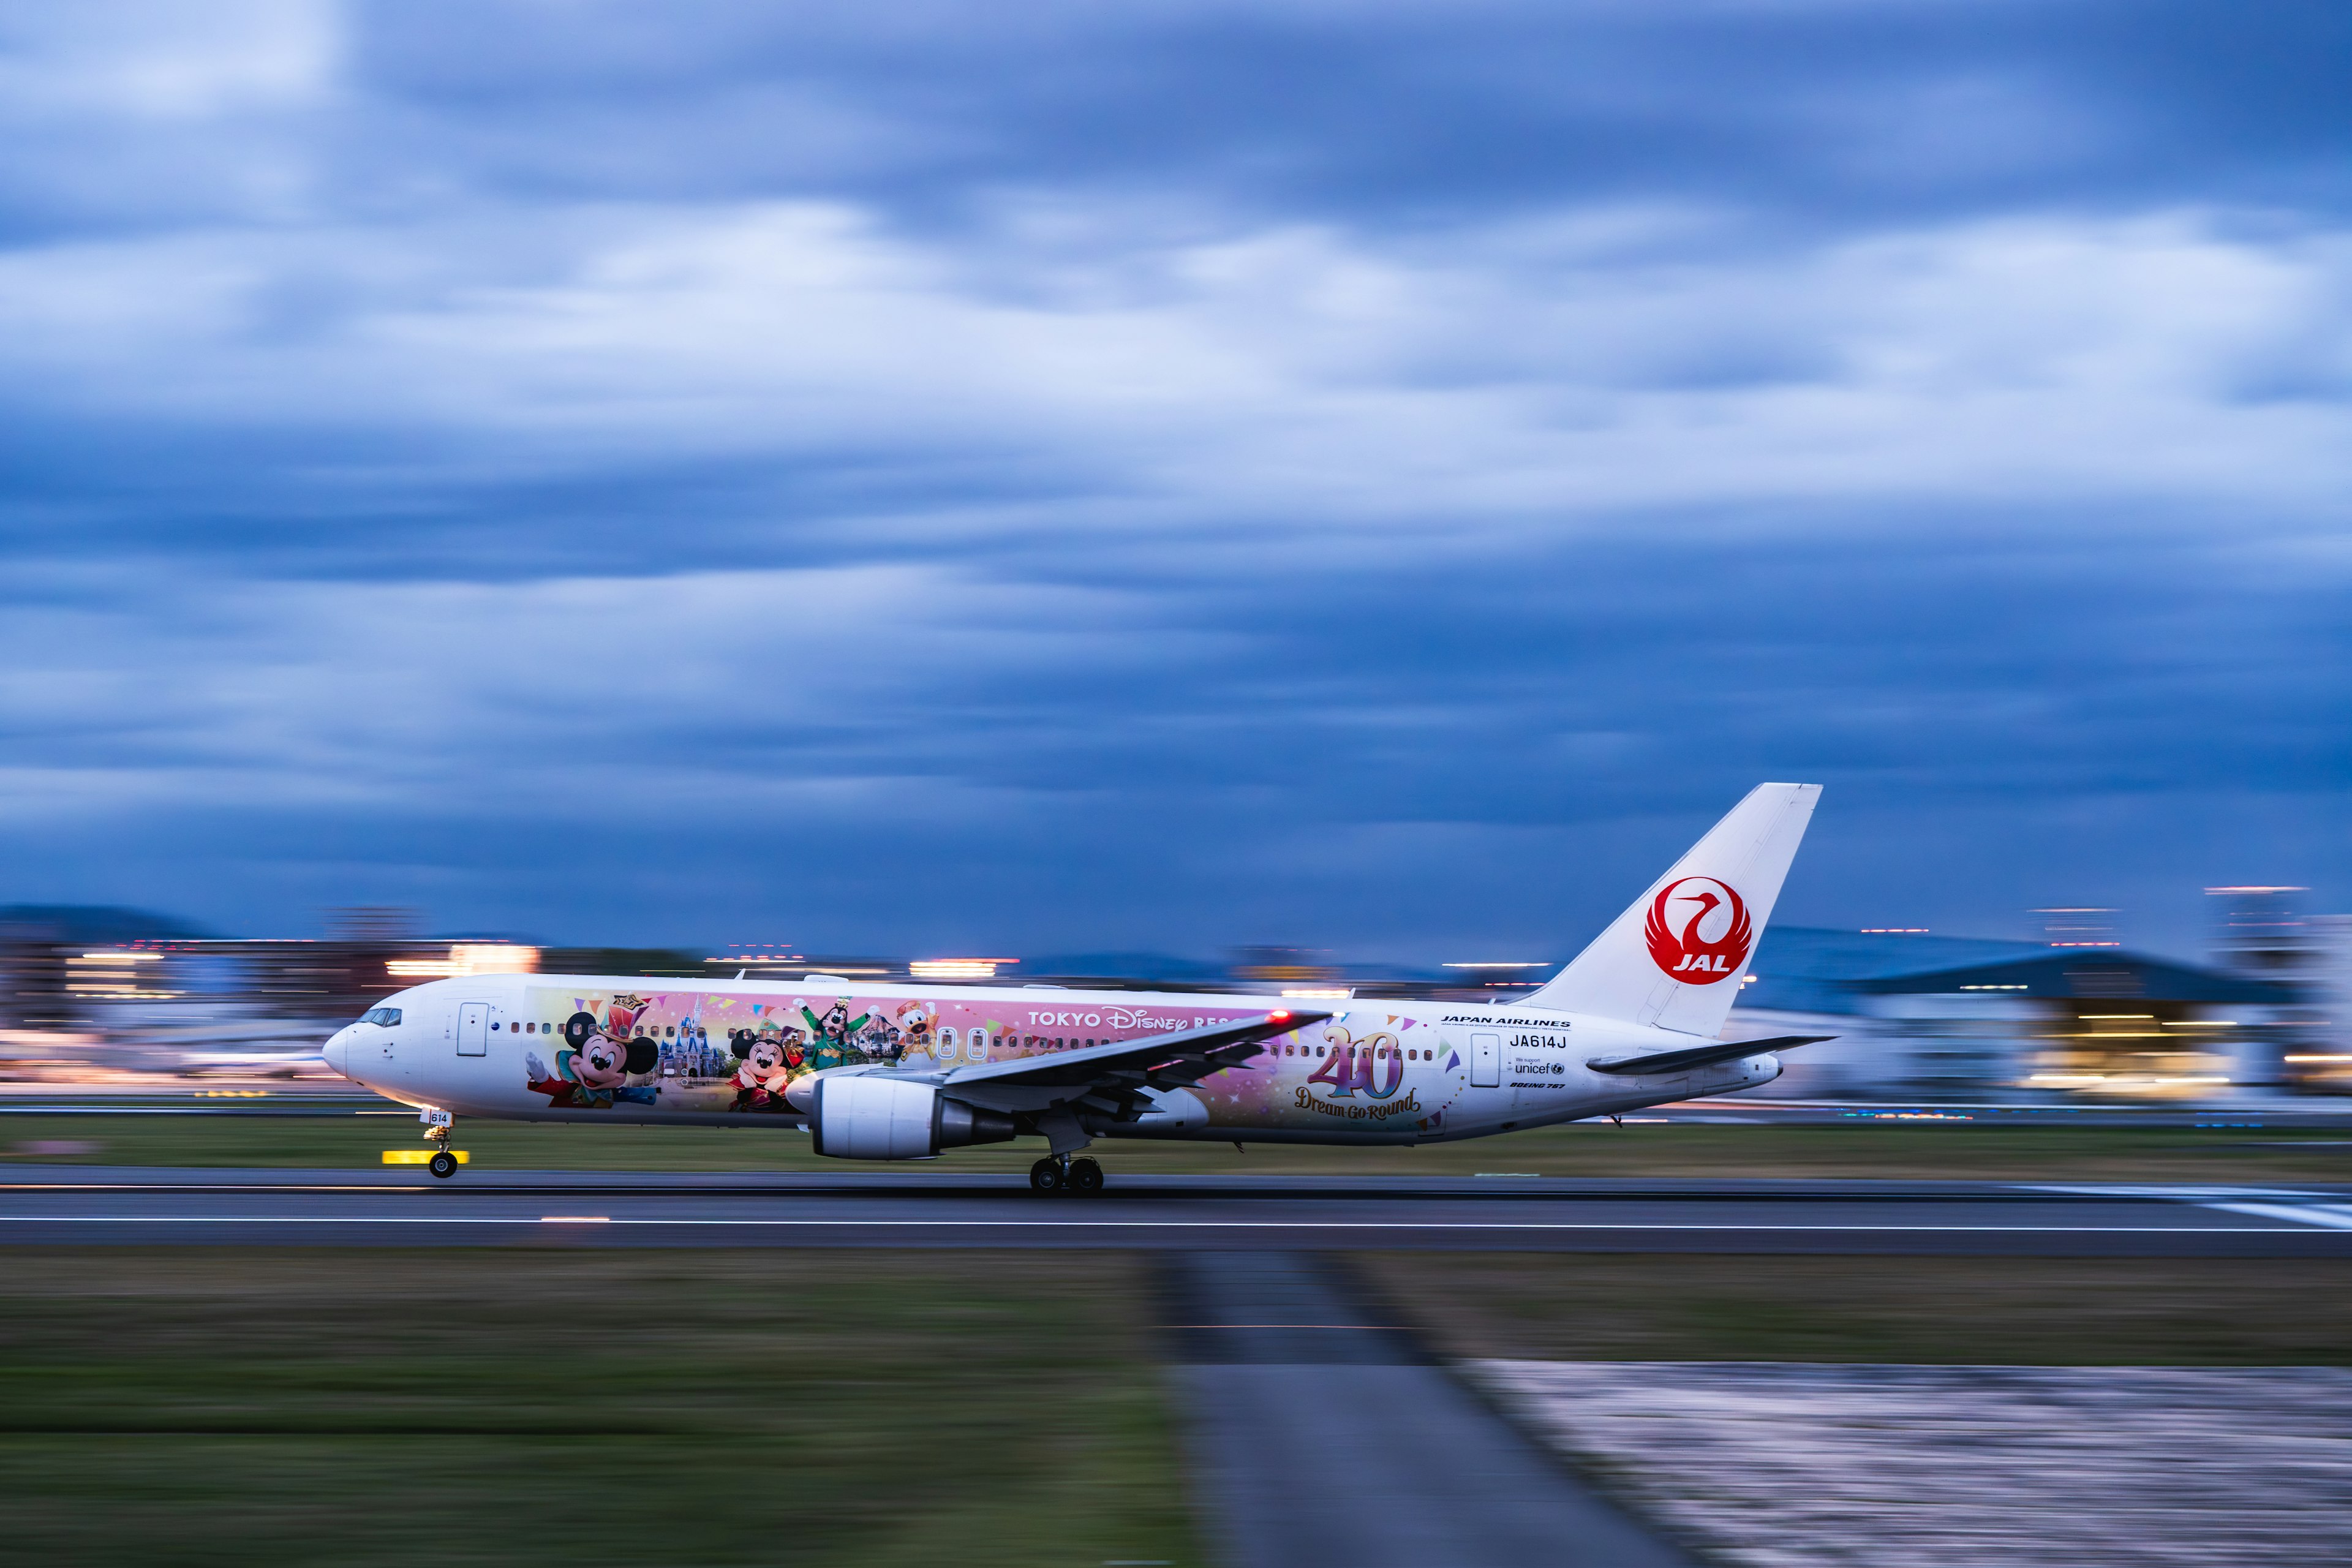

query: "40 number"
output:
1308 1030 1404 1099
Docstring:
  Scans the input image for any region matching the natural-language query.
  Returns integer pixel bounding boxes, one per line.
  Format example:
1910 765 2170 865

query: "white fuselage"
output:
323 973 1780 1145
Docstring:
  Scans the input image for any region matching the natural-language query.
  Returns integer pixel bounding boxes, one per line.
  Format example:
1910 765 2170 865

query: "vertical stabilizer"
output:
1516 783 1820 1037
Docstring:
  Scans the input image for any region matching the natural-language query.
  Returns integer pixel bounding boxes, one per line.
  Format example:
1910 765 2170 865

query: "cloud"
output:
1 200 2345 578
0 0 2344 955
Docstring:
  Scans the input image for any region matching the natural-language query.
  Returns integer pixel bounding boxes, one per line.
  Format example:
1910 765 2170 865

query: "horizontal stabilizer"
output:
1586 1035 1833 1077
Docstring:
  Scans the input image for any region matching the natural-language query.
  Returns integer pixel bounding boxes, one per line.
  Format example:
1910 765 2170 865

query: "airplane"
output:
322 782 1827 1188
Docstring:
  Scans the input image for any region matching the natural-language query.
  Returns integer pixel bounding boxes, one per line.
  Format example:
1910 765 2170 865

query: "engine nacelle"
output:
809 1076 1017 1160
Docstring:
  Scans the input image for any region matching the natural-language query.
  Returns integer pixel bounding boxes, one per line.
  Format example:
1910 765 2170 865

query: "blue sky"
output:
0 1 2345 960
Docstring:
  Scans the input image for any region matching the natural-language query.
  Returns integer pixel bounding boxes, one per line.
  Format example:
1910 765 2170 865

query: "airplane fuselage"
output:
325 973 1781 1148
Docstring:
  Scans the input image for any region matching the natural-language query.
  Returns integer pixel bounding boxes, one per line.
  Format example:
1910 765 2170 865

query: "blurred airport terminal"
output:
1 889 2344 1103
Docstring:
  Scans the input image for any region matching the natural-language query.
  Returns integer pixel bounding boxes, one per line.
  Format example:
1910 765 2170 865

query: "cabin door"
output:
457 1002 489 1057
1469 1031 1501 1088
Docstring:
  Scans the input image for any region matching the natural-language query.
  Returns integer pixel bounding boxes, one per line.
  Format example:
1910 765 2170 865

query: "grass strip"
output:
0 1248 1197 1568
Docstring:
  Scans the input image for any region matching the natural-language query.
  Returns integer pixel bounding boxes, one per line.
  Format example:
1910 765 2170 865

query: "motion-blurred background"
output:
6 887 2346 1104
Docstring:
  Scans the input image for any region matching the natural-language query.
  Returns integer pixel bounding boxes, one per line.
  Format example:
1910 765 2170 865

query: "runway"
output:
6 1166 2352 1254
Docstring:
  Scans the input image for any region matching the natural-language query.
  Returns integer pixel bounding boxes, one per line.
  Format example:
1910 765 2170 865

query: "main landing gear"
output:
1030 1155 1104 1196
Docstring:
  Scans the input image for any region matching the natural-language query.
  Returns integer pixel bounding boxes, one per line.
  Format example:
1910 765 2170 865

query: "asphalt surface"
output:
4 1166 2352 1253
1164 1250 1699 1568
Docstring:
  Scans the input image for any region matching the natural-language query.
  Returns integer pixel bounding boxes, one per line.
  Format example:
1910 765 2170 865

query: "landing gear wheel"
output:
1069 1157 1104 1194
1029 1157 1065 1194
428 1150 458 1180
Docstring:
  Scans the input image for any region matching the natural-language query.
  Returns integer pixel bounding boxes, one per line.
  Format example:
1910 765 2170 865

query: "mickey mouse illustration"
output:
726 1027 799 1112
525 1011 660 1109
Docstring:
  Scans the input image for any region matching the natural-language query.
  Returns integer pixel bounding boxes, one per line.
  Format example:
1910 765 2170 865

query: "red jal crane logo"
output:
1644 876 1753 984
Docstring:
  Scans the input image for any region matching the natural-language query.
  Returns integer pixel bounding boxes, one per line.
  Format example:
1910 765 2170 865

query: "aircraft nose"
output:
321 1031 349 1078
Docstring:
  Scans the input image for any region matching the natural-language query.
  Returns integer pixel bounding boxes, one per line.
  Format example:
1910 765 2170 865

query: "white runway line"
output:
2029 1183 2329 1199
2206 1202 2352 1231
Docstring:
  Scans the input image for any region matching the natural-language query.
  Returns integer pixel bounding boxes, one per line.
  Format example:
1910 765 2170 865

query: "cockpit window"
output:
360 1007 402 1027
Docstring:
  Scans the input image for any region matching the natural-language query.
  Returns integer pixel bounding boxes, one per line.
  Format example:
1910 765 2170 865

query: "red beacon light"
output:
1268 1009 1291 1022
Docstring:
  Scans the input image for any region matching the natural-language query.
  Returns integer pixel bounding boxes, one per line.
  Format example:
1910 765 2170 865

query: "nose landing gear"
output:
1029 1155 1104 1195
424 1119 459 1180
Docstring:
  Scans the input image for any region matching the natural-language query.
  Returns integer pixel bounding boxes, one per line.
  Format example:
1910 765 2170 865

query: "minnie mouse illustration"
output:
525 1011 660 1109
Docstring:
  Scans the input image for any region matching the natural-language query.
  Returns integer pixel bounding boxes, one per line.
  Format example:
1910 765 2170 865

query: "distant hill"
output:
0 905 211 944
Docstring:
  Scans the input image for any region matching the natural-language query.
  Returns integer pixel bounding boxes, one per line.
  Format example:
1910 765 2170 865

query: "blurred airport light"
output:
1439 961 1553 994
385 944 540 979
65 950 175 1001
908 958 1017 981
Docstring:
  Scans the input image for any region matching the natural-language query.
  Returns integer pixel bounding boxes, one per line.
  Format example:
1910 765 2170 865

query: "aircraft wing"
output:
1585 1034 1834 1076
916 1009 1331 1122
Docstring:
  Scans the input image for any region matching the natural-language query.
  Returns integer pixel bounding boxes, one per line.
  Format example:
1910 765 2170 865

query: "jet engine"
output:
809 1076 1017 1160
